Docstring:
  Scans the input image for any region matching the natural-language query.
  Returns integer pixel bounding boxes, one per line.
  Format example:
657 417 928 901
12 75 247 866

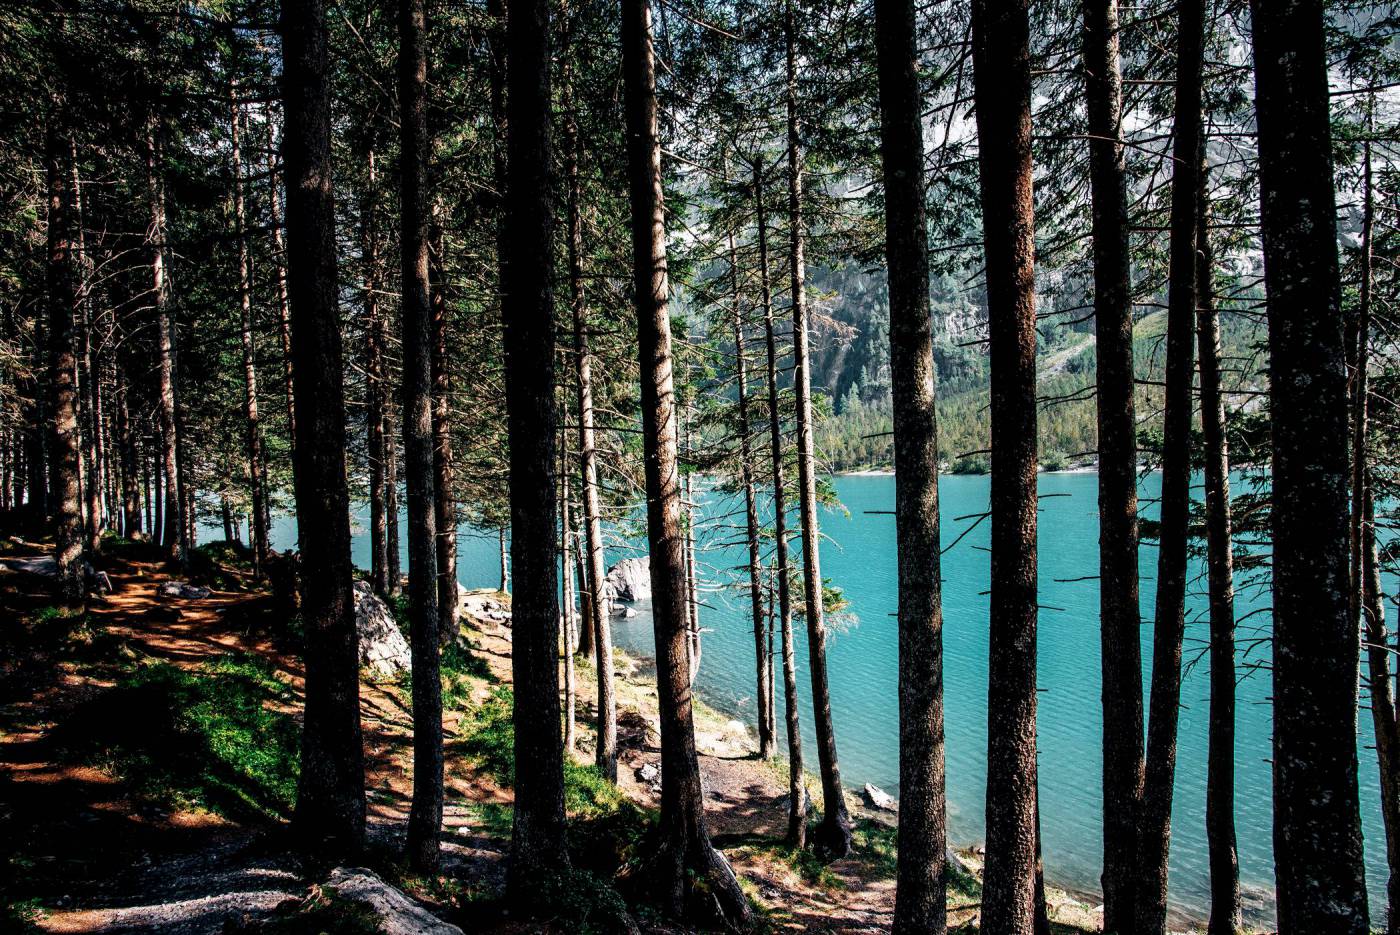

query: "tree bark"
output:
1081 0 1144 927
144 119 183 566
874 0 947 928
1138 0 1204 926
730 229 774 761
1353 142 1399 935
71 153 103 554
562 431 577 755
502 0 568 902
230 86 269 577
755 158 806 850
46 118 84 601
622 0 749 923
385 396 402 596
970 0 1039 927
116 360 141 538
267 134 297 458
363 148 389 597
281 0 367 863
1250 0 1370 928
566 81 615 779
1196 163 1242 935
783 0 851 858
430 208 459 641
399 0 444 874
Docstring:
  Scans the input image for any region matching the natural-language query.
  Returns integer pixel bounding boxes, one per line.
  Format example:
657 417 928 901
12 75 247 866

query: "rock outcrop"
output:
351 579 411 680
457 587 512 627
324 867 464 935
603 556 650 605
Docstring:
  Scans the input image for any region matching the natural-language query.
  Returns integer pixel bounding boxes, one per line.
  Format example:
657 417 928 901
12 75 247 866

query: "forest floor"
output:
0 532 1115 934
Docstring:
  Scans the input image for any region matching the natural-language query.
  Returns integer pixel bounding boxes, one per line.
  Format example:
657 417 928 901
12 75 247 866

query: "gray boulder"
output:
352 580 411 680
158 580 211 600
325 868 463 935
604 557 651 603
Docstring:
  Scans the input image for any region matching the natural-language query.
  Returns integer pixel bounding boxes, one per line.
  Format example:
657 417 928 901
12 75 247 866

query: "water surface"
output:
269 471 1396 922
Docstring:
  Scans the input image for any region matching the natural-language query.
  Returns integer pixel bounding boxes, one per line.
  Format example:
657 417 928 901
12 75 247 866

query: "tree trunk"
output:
730 229 774 761
1250 0 1370 928
1081 0 1144 927
281 0 367 863
622 0 749 923
784 0 851 858
1138 0 1204 927
363 148 389 596
1196 163 1242 935
755 158 806 850
116 362 141 538
145 119 183 566
499 526 508 592
1353 142 1400 935
562 431 577 755
267 134 297 457
502 0 568 902
45 118 84 601
565 83 615 779
970 0 1039 926
682 418 702 687
385 398 401 596
399 0 444 874
71 153 103 554
874 0 947 927
430 208 459 642
230 87 269 577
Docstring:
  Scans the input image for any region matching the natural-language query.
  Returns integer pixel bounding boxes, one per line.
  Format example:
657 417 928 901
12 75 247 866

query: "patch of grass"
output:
457 685 516 784
443 636 493 682
464 800 514 837
56 653 300 821
852 818 899 880
453 682 655 923
742 839 843 890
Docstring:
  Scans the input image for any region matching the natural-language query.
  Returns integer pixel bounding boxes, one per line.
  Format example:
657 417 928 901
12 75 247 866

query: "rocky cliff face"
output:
351 579 412 680
604 557 651 605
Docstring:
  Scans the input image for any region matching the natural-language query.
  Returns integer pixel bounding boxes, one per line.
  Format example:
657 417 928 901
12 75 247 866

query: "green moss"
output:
56 653 300 821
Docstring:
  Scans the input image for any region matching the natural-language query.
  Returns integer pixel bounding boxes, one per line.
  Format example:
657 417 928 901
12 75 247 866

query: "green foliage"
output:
526 866 636 935
57 654 300 822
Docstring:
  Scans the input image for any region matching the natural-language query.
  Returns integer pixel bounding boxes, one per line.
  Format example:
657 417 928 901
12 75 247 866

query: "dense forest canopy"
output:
1 0 1399 932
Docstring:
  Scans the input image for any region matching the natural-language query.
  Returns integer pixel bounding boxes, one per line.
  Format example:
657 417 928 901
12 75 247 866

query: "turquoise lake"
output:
268 471 1397 922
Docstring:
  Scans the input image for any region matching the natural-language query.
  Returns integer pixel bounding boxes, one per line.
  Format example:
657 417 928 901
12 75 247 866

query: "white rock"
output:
604 557 651 603
158 580 211 600
862 783 898 812
352 580 411 680
325 867 463 935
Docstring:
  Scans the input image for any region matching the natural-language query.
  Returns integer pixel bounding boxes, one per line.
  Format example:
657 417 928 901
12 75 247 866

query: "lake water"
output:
267 471 1396 922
